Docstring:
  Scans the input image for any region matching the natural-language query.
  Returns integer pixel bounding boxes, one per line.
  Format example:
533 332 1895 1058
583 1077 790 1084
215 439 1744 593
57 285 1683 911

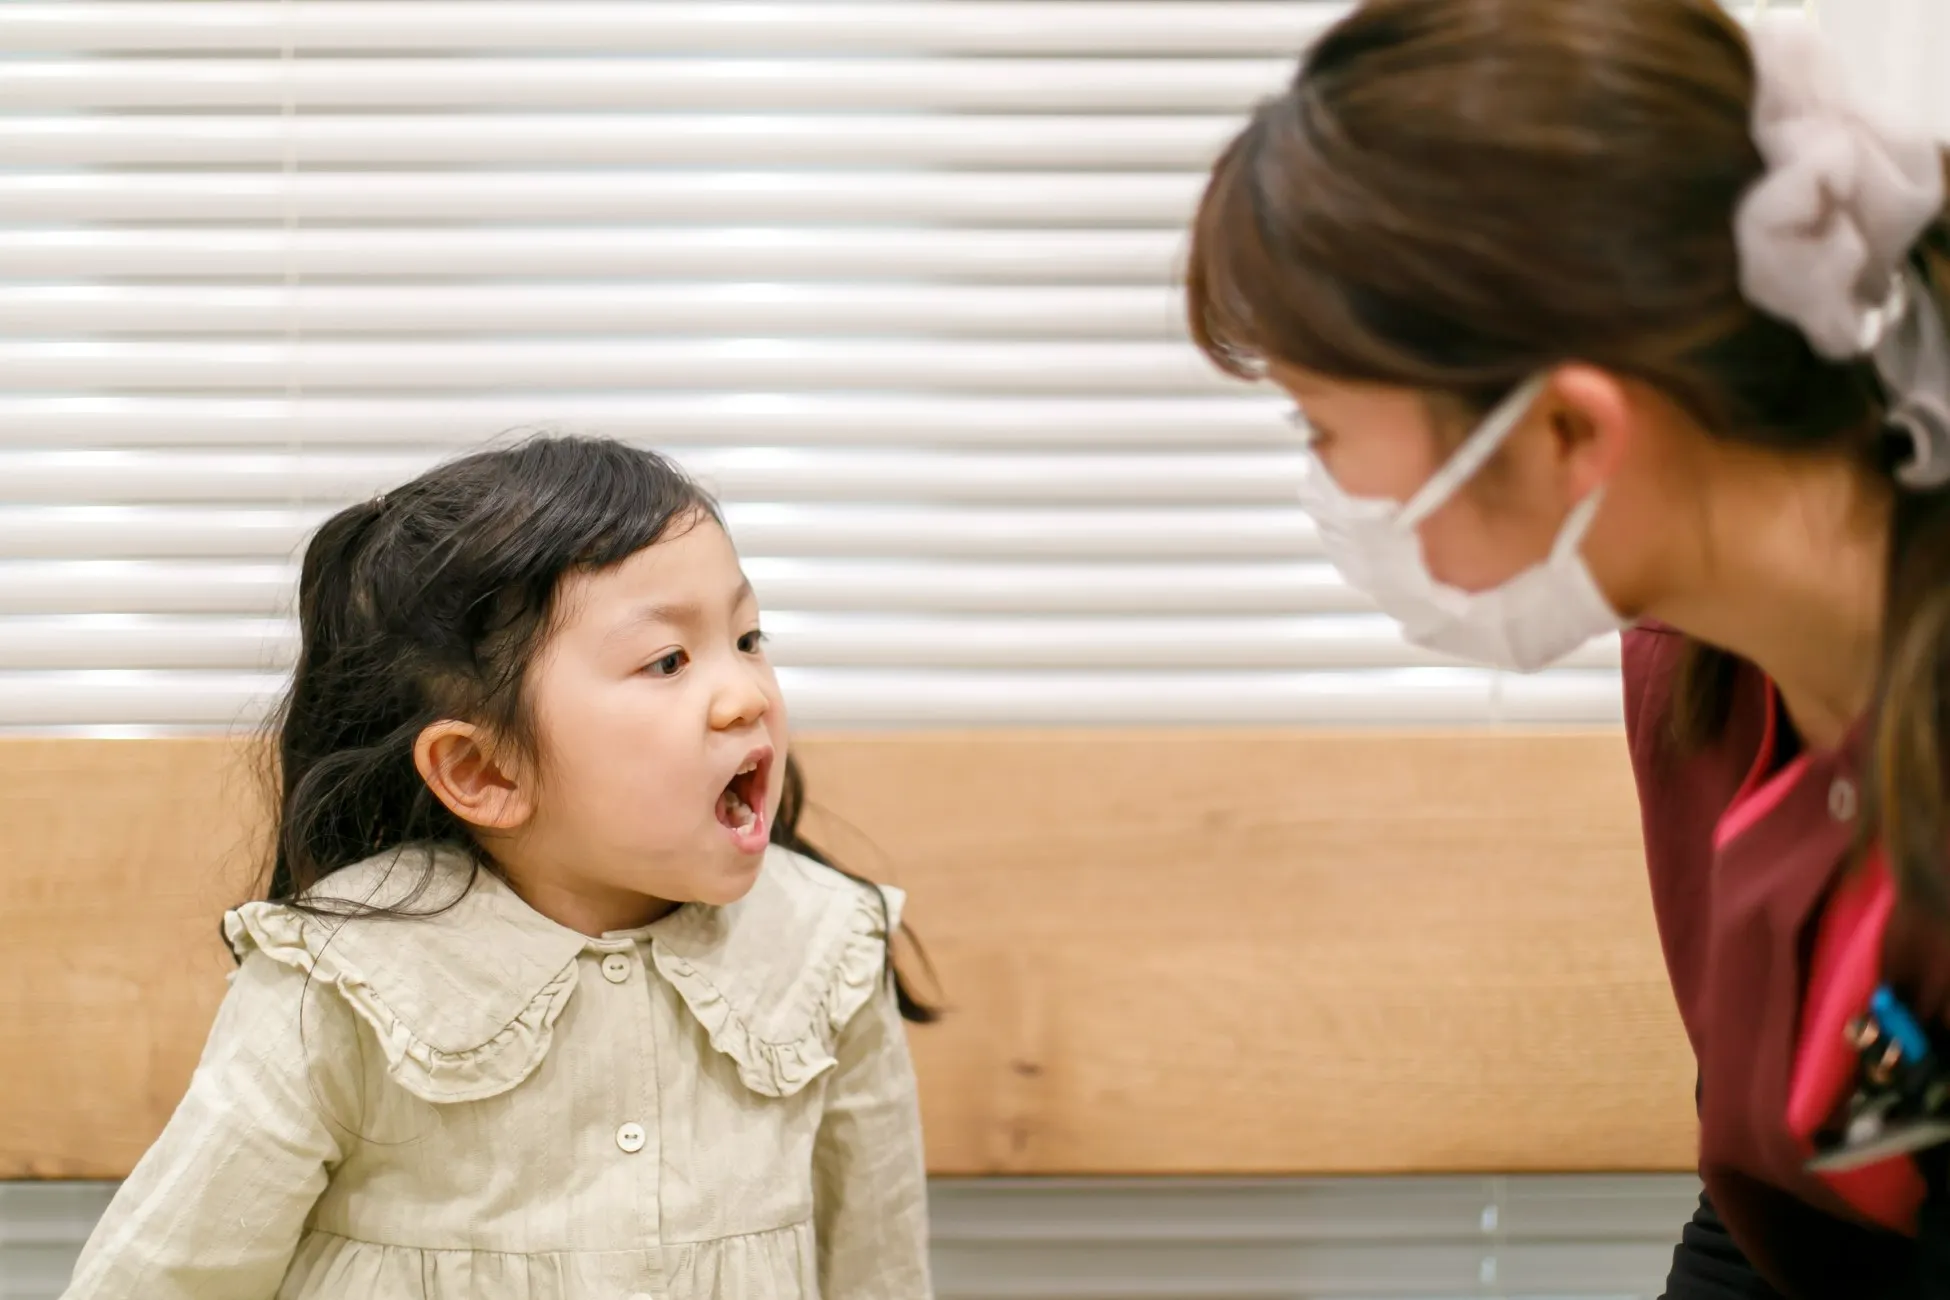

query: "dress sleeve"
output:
810 976 933 1299
61 952 362 1300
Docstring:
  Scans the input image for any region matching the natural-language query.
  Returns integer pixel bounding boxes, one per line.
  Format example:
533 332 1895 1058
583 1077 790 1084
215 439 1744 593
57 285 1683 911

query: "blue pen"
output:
1870 986 1934 1065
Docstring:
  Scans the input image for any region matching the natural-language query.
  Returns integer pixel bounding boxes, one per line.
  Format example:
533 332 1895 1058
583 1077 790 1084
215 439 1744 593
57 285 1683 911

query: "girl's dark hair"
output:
1185 0 1950 915
262 434 936 1022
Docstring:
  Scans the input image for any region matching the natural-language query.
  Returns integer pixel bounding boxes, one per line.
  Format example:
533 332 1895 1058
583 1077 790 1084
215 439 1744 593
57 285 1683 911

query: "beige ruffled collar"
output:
224 844 901 1104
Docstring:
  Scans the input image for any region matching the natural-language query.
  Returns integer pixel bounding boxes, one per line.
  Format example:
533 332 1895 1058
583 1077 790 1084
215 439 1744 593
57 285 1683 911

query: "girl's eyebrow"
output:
607 579 757 640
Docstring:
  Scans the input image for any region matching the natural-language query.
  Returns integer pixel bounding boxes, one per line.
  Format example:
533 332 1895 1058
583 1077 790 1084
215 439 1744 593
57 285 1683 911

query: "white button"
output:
601 953 632 984
616 1122 646 1154
1830 777 1859 823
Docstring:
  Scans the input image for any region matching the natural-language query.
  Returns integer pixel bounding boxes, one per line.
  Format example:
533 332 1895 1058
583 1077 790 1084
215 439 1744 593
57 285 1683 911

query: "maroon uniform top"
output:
1625 623 1950 1297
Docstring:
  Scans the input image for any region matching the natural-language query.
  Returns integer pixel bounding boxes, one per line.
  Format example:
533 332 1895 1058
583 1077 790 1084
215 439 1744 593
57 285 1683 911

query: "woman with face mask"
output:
1187 1 1950 1296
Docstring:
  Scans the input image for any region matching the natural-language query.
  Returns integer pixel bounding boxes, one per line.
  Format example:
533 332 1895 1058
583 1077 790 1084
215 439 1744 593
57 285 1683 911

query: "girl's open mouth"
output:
715 749 771 852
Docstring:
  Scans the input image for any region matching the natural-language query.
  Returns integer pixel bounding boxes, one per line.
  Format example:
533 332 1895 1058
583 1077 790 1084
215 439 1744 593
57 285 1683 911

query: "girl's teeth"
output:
721 783 757 833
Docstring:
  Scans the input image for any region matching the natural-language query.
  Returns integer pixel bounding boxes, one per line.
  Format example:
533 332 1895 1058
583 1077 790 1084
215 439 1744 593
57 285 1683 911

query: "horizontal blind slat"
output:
0 396 1292 449
0 172 1204 227
0 340 1238 395
0 114 1237 168
0 561 295 614
0 504 1318 561
0 284 1193 340
925 1237 1667 1294
0 559 1359 615
927 1175 1695 1243
0 4 1342 55
774 556 1351 615
0 229 1184 283
0 58 1292 112
0 449 1304 505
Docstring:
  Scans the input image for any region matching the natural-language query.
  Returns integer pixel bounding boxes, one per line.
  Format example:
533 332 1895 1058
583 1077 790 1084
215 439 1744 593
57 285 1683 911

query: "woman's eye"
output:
738 629 767 654
645 650 688 677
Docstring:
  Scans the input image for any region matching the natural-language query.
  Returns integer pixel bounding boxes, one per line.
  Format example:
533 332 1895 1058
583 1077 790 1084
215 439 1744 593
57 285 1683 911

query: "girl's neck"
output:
1647 447 1891 752
517 876 680 938
485 835 681 937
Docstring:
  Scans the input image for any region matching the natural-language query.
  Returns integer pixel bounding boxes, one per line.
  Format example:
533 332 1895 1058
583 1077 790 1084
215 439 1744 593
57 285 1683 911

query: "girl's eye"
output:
738 629 767 654
645 650 688 677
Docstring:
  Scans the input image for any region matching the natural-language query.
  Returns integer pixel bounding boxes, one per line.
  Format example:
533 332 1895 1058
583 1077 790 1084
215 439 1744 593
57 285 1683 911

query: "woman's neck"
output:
1646 447 1891 752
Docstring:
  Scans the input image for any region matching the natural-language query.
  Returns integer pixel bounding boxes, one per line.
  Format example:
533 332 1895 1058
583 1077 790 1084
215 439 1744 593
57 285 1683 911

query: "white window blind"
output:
0 1 1625 733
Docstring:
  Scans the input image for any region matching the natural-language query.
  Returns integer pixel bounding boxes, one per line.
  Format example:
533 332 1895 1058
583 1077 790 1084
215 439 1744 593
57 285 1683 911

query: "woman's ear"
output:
1546 365 1635 501
413 721 534 831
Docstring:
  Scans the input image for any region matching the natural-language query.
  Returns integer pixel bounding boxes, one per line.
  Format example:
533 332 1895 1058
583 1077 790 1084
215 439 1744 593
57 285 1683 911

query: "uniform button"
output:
616 1122 646 1154
1830 777 1859 823
601 953 632 984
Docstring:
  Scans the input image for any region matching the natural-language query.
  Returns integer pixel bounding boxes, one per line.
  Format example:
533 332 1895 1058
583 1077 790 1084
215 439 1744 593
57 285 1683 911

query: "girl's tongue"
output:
715 772 767 853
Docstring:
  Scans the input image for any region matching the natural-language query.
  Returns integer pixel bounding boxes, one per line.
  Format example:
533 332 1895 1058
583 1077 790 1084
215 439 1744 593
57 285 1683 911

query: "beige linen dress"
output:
62 845 932 1300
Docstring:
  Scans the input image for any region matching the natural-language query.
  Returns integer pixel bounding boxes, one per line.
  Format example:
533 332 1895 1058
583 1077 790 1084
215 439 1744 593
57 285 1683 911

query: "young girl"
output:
63 436 937 1300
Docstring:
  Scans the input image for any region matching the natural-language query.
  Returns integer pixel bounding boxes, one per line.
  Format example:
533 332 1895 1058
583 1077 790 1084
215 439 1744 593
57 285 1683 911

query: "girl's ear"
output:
413 721 534 831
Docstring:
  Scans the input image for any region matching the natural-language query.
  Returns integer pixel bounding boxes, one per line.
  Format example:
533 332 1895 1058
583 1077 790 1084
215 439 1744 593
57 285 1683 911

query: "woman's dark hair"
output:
1185 0 1950 915
261 434 936 1022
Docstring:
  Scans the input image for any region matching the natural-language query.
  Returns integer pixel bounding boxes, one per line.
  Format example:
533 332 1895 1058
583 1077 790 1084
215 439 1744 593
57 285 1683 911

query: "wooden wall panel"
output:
0 732 1696 1181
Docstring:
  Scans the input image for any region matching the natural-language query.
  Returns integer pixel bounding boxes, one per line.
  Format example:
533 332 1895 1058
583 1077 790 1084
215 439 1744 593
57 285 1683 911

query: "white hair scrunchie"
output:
1735 10 1950 486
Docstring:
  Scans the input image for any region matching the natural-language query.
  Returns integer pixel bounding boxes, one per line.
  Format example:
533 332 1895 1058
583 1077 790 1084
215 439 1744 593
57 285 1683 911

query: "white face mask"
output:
1295 373 1624 674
